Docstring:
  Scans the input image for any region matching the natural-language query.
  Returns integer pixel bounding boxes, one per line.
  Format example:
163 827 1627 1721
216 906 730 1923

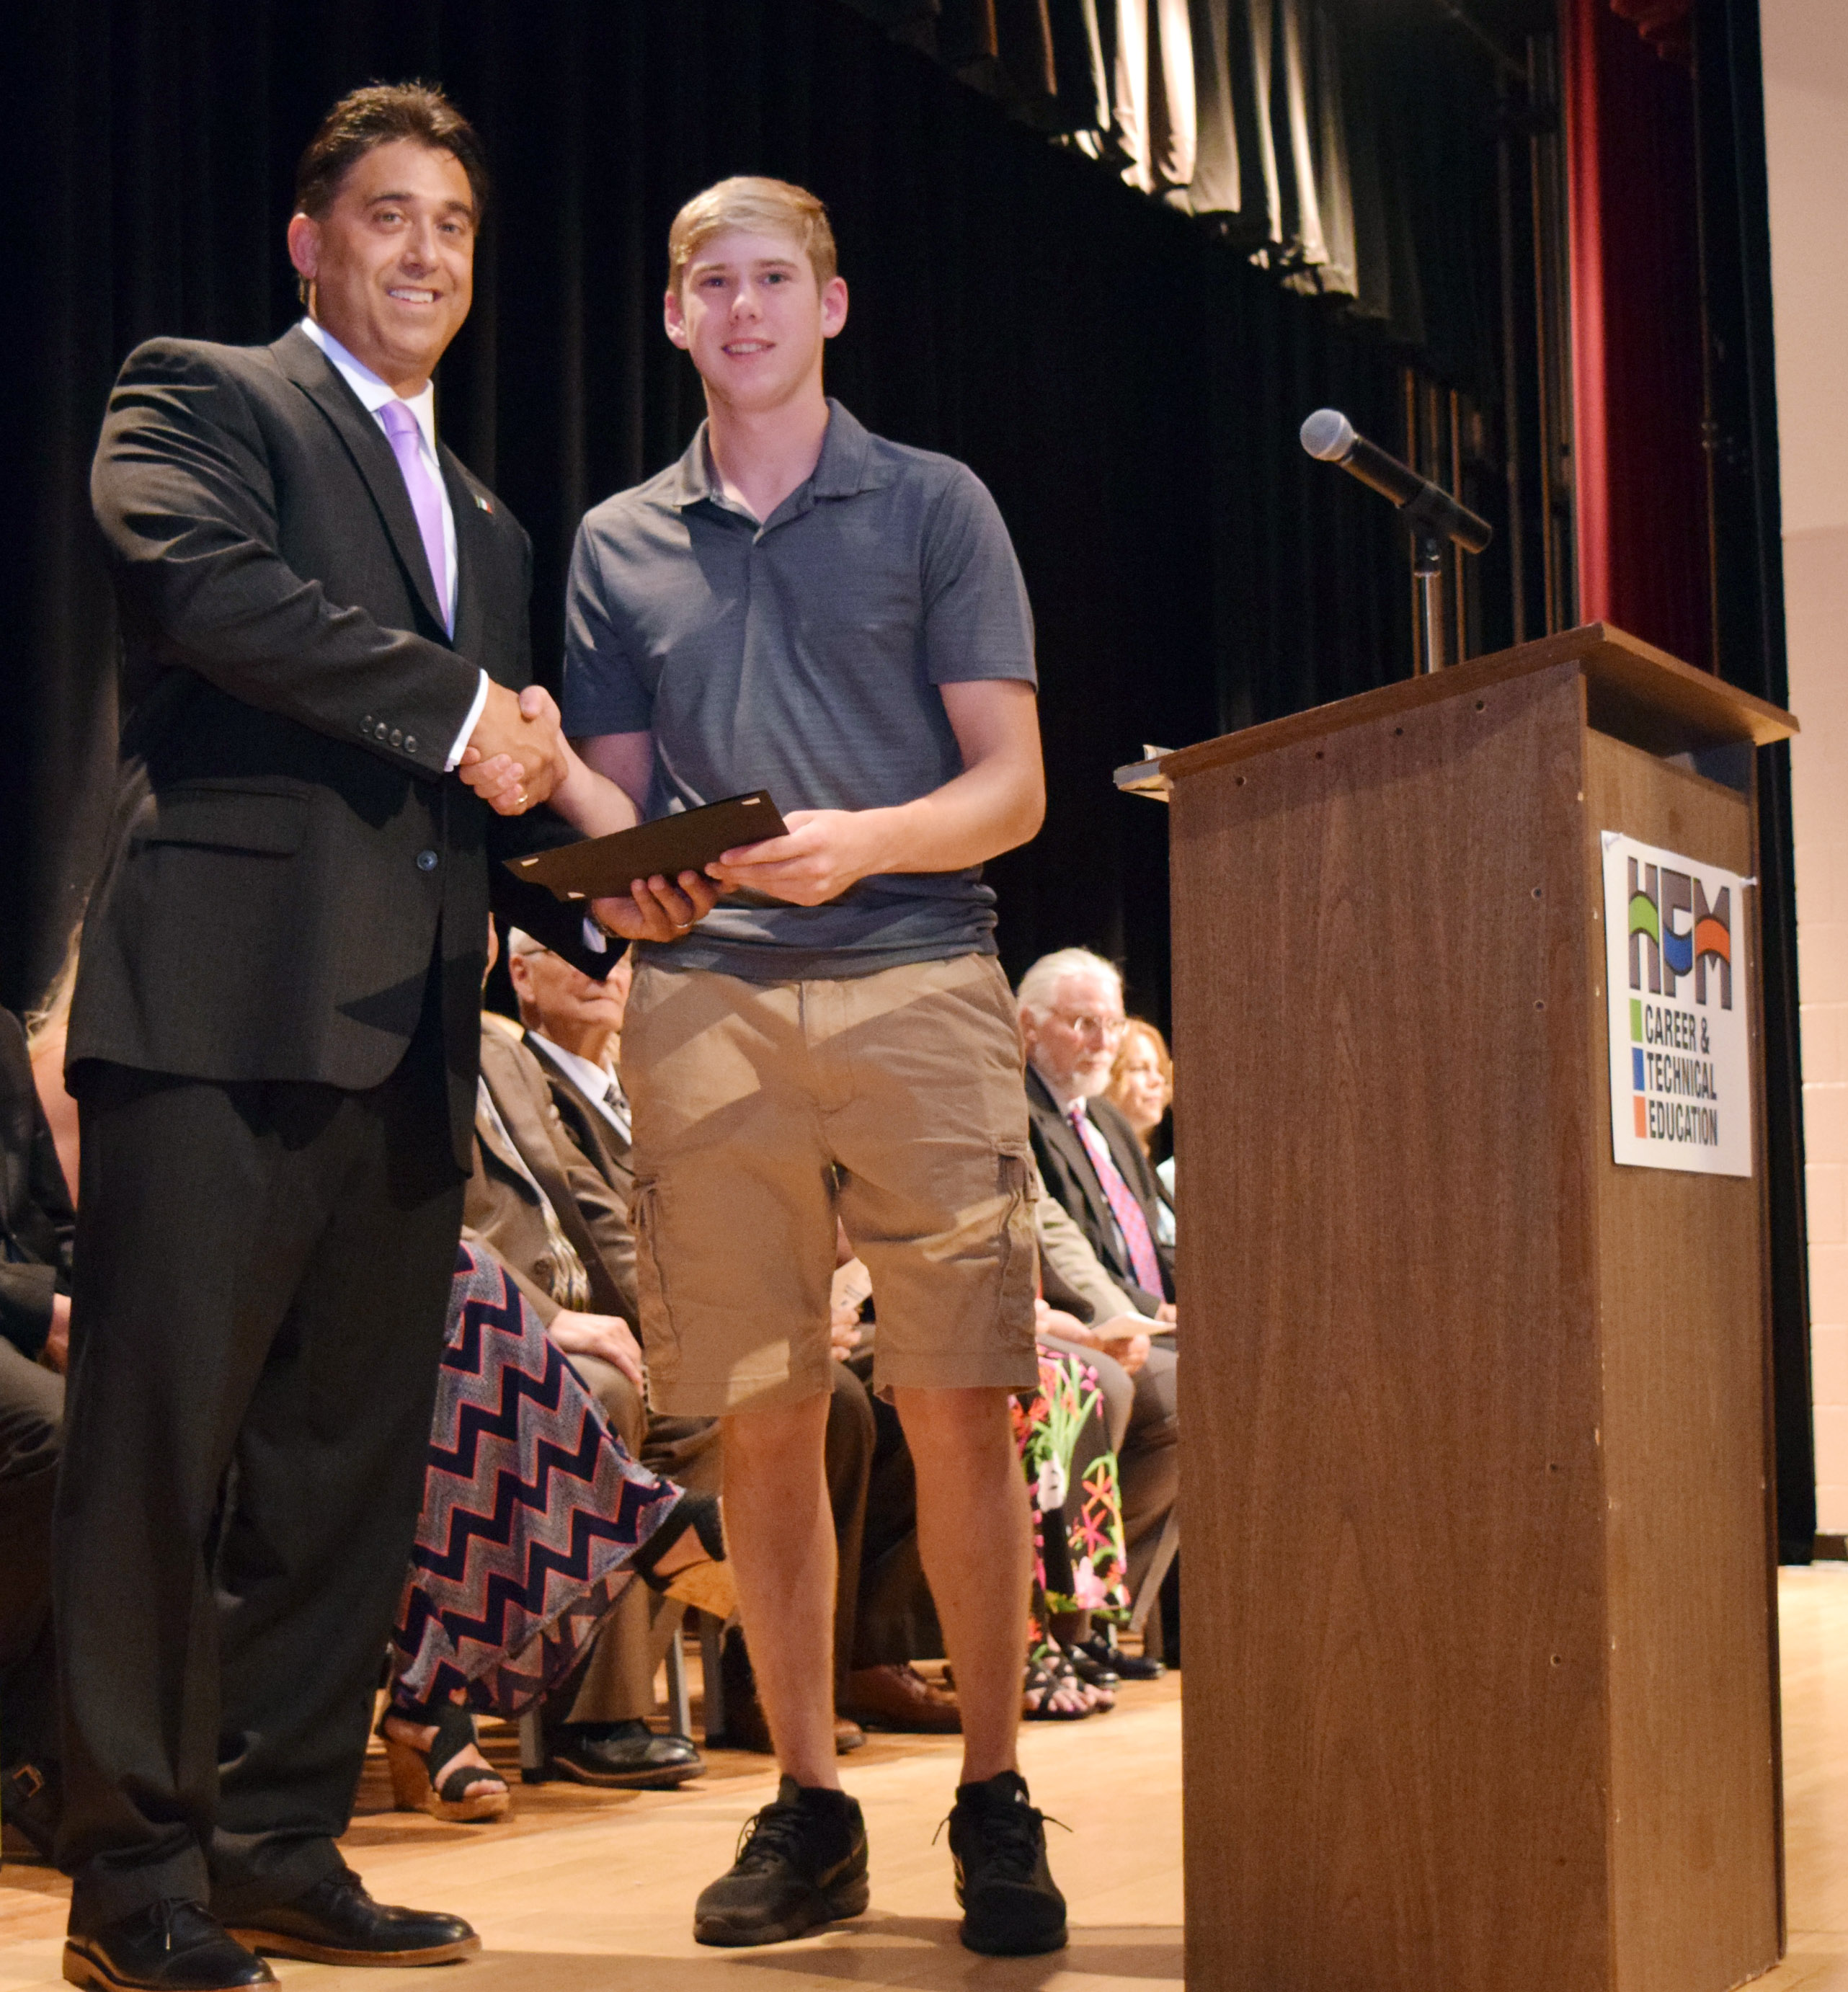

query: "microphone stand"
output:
1413 532 1444 674
1401 484 1467 674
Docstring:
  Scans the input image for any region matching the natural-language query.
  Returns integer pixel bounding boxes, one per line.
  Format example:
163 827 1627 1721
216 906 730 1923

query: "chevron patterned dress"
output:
391 1242 682 1717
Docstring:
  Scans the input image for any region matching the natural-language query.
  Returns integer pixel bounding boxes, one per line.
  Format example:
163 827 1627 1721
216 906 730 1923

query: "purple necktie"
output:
378 399 450 633
1068 1103 1166 1297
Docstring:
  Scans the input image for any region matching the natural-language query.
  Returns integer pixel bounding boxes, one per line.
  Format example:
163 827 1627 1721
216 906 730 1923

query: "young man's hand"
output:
587 871 724 944
706 808 892 906
460 682 568 810
546 1308 644 1389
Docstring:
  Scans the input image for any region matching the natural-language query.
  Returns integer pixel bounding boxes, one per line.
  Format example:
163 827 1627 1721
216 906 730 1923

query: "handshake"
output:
457 680 569 815
454 679 725 946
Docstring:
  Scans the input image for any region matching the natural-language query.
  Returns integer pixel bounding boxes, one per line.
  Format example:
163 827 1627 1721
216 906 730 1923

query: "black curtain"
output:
0 0 1439 1033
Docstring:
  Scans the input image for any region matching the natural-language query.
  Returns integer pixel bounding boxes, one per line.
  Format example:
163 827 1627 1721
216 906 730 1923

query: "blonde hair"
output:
667 176 838 298
25 920 83 1058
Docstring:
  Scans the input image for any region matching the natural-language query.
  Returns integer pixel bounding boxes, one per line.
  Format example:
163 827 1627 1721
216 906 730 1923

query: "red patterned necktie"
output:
1067 1102 1165 1296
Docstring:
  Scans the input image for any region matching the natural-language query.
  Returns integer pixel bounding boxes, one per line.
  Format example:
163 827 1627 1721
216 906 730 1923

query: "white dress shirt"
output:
298 317 488 768
528 1032 631 1146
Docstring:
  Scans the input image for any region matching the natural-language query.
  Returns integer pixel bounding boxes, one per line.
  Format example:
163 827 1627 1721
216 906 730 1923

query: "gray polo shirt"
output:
561 400 1037 982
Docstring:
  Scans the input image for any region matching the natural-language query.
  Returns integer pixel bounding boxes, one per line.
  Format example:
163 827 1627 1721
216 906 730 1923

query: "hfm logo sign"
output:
1626 857 1732 1008
1602 832 1751 1179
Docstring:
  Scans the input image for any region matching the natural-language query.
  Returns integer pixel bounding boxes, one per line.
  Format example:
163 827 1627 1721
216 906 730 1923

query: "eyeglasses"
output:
1047 1009 1128 1041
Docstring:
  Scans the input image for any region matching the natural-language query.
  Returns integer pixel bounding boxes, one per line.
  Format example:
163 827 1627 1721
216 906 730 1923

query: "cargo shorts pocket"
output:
996 1144 1039 1333
628 1178 680 1362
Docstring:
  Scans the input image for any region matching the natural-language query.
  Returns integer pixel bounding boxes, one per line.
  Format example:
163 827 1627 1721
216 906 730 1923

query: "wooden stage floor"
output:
12 1564 1848 1991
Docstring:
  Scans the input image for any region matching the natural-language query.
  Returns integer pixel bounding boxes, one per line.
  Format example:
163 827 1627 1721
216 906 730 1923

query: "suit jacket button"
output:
417 849 440 872
361 714 374 733
375 721 389 740
390 728 403 747
405 735 417 753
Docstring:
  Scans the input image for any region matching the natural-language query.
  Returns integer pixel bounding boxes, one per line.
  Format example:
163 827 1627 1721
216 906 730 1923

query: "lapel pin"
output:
474 493 492 512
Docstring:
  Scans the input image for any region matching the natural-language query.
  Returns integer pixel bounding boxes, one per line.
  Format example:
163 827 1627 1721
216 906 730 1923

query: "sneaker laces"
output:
938 1795 1069 1881
732 1798 819 1875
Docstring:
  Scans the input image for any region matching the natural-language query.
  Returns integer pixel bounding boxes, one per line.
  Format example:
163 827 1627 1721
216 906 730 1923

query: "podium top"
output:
1115 623 1797 798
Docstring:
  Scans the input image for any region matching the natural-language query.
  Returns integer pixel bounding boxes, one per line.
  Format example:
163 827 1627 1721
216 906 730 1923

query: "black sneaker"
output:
947 1770 1067 1956
693 1777 869 1947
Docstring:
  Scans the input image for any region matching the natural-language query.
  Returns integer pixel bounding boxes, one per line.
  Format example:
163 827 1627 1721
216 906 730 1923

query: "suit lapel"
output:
527 1036 631 1189
1029 1068 1124 1275
270 326 449 638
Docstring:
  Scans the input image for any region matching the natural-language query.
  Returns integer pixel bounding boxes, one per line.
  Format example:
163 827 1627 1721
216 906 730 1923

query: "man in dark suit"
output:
1018 949 1176 1315
1016 949 1180 1654
55 84 698 1992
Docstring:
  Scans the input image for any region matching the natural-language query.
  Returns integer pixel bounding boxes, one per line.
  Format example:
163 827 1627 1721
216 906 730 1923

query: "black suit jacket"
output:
0 1010 75 1361
72 326 585 1165
1024 1064 1174 1315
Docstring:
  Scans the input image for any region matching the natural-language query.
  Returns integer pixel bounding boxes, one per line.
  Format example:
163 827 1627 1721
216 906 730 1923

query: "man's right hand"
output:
547 1309 644 1389
463 682 567 809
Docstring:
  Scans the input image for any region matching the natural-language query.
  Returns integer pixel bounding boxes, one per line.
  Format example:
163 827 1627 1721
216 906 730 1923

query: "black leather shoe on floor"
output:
63 1901 275 1992
693 1777 869 1947
223 1867 478 1967
1074 1631 1164 1681
948 1769 1068 1957
547 1720 705 1789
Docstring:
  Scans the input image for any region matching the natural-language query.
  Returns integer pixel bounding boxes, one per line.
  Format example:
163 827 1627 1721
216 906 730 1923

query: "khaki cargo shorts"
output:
619 951 1041 1415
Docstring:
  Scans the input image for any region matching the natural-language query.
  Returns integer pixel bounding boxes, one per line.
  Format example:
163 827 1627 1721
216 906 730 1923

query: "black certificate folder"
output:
504 791 788 902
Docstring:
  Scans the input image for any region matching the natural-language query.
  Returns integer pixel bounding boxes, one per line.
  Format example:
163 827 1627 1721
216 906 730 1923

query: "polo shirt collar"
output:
668 398 889 515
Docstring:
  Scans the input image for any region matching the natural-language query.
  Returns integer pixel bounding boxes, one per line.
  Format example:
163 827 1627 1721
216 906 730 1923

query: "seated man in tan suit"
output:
492 927 876 1763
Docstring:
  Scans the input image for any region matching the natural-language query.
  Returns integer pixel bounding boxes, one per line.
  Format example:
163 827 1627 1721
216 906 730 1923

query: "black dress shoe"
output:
1073 1631 1164 1681
223 1867 478 1967
546 1720 705 1789
63 1901 275 1992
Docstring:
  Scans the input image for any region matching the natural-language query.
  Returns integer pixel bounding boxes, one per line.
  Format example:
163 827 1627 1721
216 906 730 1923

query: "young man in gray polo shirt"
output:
467 176 1062 1957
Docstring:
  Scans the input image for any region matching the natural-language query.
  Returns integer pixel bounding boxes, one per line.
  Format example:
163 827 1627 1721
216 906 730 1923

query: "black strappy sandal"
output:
379 1699 511 1823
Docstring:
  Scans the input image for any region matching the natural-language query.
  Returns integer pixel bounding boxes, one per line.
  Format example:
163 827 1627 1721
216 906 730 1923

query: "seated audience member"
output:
1018 951 1180 1677
1018 949 1174 1317
1 1002 72 1858
1106 1018 1176 1246
505 926 633 1193
380 1235 732 1822
479 926 875 1767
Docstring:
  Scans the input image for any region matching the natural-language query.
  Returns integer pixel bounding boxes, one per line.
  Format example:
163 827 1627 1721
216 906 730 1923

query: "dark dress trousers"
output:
55 327 584 1929
1 1008 71 1777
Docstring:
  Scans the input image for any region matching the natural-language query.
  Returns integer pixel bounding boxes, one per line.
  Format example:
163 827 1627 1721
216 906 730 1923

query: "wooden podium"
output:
1120 626 1797 1992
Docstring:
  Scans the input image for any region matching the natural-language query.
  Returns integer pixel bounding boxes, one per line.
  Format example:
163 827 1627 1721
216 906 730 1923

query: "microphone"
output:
1300 409 1493 555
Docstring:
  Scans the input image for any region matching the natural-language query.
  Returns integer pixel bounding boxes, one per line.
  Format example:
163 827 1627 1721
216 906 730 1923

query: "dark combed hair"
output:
293 81 489 222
